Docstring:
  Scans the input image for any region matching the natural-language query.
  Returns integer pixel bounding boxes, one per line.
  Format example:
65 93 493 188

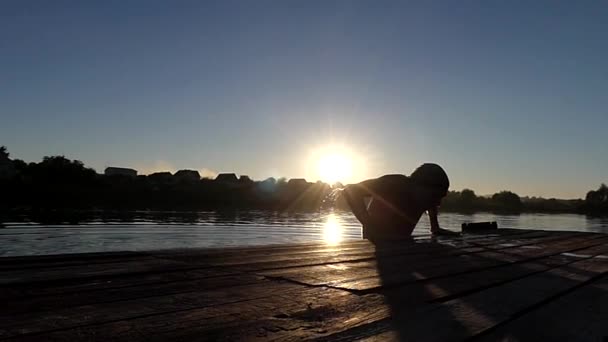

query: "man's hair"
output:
410 163 450 194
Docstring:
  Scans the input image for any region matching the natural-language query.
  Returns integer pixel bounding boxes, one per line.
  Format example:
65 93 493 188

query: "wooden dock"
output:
1 228 607 341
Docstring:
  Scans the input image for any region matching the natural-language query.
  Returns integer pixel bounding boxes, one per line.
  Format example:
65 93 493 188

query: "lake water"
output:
1 211 607 256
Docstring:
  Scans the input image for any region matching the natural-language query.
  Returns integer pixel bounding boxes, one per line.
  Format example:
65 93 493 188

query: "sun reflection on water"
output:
323 213 344 245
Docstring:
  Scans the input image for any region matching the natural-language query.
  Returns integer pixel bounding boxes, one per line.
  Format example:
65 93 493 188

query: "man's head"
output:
410 163 450 206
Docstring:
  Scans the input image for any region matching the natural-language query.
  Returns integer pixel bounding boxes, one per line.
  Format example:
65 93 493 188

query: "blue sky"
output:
1 1 607 198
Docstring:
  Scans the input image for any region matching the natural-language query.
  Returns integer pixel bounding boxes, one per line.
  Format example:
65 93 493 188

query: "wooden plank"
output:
260 235 608 291
419 242 608 301
279 243 608 342
0 253 155 271
260 249 500 287
0 230 575 288
0 230 556 277
1 230 606 342
0 231 541 285
0 238 528 312
0 236 378 271
332 236 608 291
0 273 263 315
150 228 535 262
231 231 580 272
0 232 557 302
5 234 577 314
0 258 197 286
0 229 559 269
209 242 608 342
0 244 478 299
361 242 608 317
473 275 608 342
12 237 598 318
0 280 307 338
156 230 557 267
148 244 608 342
0 251 149 266
1 283 384 341
0 232 532 340
324 252 608 342
0 267 233 301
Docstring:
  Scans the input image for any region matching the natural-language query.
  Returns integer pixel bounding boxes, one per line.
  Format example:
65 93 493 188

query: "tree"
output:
585 184 608 209
11 159 27 173
492 191 522 211
31 156 97 185
0 146 8 159
460 189 477 207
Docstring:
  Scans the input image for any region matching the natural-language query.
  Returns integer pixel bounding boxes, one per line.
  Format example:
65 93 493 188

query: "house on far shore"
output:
287 178 309 187
239 175 253 184
175 169 201 182
148 172 174 184
104 167 137 177
215 173 239 183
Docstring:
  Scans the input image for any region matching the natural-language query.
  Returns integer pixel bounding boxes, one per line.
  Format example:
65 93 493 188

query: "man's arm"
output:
343 179 378 226
428 206 440 233
428 206 459 235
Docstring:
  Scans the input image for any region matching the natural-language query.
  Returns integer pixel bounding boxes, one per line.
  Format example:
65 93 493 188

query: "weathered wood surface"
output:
1 228 607 341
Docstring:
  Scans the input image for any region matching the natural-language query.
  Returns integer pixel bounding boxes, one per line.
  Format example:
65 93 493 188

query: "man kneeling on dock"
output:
344 163 457 240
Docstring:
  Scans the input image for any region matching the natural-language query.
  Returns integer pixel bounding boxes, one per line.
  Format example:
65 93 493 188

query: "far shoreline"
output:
1 207 607 226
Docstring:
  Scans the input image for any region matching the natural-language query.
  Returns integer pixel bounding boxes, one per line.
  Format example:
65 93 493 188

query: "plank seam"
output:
306 254 608 342
260 274 361 295
0 286 314 340
336 238 608 295
465 272 608 342
429 254 598 303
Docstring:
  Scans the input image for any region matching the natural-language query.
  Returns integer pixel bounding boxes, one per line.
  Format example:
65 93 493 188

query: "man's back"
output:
365 175 427 237
344 164 452 239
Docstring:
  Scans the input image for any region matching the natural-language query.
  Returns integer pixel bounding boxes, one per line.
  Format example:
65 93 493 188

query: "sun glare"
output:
307 143 368 185
322 213 343 245
317 153 353 184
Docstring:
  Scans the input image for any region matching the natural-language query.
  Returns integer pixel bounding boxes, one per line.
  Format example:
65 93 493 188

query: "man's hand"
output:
428 207 441 233
428 207 460 236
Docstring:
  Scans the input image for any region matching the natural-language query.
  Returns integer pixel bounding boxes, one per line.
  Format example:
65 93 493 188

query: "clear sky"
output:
1 1 607 199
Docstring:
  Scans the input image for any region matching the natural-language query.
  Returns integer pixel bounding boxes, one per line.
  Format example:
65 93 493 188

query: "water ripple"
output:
1 211 606 256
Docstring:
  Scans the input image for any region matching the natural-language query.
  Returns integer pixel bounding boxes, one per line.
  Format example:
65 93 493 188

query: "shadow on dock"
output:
368 234 608 341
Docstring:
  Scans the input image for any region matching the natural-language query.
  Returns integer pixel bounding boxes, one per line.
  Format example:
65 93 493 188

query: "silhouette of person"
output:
343 163 457 240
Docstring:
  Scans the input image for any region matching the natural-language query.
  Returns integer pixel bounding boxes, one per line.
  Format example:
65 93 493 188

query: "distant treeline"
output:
1 147 607 216
439 189 587 213
440 185 607 214
332 187 606 215
0 155 331 212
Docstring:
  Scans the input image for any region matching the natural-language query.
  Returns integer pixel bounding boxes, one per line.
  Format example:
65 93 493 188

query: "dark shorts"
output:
363 224 416 240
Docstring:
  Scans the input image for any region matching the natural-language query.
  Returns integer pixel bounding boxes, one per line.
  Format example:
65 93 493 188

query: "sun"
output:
317 152 353 184
307 143 366 185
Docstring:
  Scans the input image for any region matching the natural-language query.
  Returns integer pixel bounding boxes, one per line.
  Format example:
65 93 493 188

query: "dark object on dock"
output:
462 221 498 232
1 228 607 341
